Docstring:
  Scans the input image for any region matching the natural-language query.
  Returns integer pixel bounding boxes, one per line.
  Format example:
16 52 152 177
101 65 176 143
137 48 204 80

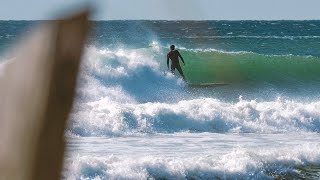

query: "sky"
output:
0 0 320 20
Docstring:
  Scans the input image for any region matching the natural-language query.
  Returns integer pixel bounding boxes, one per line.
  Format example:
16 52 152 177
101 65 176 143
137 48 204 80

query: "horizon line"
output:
0 19 320 21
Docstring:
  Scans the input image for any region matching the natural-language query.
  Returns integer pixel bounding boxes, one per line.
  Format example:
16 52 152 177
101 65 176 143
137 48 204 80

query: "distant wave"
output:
154 42 317 57
184 35 320 40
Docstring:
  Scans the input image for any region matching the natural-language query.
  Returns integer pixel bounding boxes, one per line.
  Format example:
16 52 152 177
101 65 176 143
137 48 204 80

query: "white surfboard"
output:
188 82 228 88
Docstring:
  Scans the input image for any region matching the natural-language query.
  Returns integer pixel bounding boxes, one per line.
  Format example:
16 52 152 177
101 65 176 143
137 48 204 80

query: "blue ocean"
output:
1 20 320 179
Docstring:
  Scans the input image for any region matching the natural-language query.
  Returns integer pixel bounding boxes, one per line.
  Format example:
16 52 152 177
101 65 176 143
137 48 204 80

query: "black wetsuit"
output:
167 50 186 80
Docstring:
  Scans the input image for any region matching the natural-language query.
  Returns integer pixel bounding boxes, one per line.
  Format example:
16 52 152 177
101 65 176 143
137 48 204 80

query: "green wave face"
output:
179 50 320 87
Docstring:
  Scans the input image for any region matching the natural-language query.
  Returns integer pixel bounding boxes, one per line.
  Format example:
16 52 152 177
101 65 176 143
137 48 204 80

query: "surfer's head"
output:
170 45 175 50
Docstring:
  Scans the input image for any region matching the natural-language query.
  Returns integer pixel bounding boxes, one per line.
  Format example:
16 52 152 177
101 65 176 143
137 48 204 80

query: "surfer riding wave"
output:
167 45 186 81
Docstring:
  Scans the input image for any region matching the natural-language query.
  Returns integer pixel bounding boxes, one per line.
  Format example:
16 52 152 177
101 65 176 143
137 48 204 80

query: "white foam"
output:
70 95 320 136
82 46 160 78
64 136 320 179
149 41 161 52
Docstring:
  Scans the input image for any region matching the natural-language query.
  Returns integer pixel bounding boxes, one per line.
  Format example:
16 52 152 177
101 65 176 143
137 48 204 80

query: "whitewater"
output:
0 20 320 179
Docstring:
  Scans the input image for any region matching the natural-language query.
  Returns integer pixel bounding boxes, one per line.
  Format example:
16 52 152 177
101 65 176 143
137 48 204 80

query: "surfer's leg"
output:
176 65 186 81
171 64 175 75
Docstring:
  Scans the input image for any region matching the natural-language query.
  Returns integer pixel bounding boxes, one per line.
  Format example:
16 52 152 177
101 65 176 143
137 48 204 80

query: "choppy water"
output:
1 20 320 179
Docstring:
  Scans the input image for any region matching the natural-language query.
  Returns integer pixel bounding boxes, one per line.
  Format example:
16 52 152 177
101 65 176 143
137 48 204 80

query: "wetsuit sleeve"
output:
178 51 185 64
167 53 170 69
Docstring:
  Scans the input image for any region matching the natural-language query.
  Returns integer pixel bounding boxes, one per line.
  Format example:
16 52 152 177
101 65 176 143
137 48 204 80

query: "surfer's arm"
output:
178 51 185 65
167 54 170 69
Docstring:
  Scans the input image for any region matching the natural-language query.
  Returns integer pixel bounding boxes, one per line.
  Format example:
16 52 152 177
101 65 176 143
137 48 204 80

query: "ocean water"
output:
1 20 320 179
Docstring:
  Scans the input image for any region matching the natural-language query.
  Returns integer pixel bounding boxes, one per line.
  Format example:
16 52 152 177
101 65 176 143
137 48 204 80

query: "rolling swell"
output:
180 49 320 87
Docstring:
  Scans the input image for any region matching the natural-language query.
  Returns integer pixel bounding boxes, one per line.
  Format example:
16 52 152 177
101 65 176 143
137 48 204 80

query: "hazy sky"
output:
1 0 320 20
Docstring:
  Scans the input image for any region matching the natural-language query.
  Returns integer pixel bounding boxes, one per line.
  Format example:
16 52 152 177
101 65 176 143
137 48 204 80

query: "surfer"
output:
167 45 186 81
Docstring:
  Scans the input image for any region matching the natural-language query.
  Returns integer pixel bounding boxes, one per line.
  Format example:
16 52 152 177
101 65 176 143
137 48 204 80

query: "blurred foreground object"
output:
0 10 90 180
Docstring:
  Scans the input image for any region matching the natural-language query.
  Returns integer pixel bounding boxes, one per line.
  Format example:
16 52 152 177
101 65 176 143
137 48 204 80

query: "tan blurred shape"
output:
0 9 90 180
